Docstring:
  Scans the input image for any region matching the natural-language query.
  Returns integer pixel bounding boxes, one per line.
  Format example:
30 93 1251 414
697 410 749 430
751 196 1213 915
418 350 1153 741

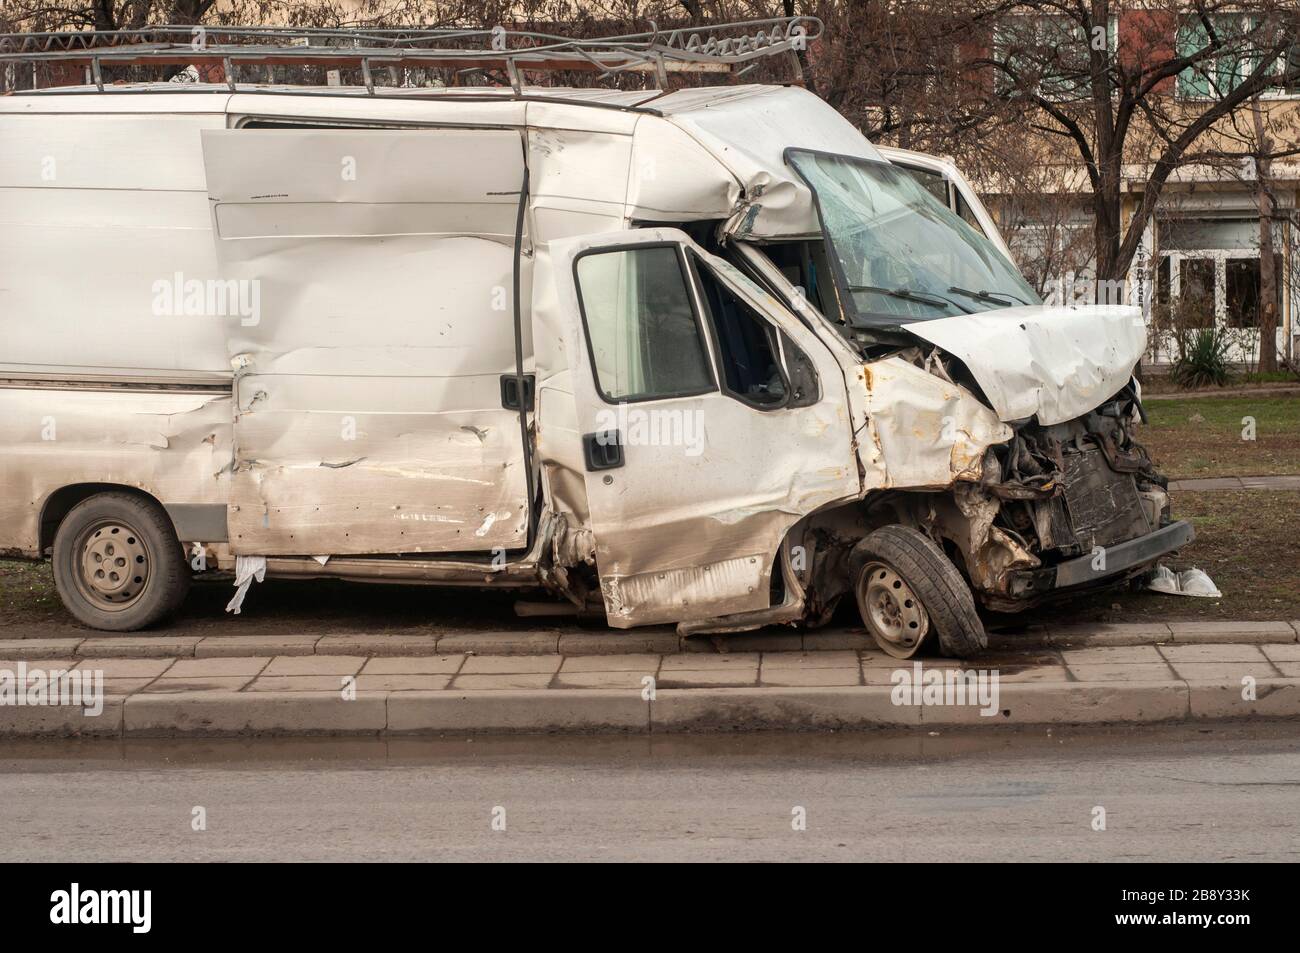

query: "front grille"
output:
1061 449 1151 551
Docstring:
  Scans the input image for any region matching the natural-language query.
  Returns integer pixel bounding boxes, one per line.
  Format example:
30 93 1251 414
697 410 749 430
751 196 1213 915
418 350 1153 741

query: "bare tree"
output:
965 0 1300 287
1181 89 1300 371
1250 99 1281 373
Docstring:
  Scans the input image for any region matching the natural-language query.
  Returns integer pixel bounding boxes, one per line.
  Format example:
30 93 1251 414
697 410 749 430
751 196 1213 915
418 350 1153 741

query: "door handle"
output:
500 373 535 411
583 430 624 471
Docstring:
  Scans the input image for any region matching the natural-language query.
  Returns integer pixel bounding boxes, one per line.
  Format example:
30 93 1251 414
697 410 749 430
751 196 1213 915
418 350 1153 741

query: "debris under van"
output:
226 556 268 615
1148 565 1222 598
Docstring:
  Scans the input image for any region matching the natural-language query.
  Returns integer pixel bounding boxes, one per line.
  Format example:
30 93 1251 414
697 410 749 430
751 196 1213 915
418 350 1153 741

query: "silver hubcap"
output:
76 521 150 610
859 560 929 653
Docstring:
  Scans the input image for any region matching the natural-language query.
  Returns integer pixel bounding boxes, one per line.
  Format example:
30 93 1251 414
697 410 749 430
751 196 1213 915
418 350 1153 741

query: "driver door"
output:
547 228 860 626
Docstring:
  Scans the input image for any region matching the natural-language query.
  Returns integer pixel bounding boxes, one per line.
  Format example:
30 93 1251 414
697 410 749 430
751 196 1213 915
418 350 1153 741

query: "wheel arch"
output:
781 490 981 622
38 483 170 555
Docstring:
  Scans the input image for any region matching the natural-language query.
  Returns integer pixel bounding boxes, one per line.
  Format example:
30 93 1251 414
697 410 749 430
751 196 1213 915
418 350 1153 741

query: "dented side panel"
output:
201 129 531 556
0 387 232 555
625 116 738 225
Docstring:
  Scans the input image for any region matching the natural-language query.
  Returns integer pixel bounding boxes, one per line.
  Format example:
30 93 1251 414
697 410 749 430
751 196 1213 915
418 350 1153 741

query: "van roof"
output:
0 80 783 117
0 78 881 242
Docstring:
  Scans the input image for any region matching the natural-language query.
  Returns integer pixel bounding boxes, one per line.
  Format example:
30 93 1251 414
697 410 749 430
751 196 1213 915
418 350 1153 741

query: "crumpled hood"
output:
904 304 1146 426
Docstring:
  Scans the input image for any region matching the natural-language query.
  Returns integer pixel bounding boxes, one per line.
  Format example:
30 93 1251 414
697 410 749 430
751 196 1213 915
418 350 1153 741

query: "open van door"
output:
201 127 531 556
544 227 860 627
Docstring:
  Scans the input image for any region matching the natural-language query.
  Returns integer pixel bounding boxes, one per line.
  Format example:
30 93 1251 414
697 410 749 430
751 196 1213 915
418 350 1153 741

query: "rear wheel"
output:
52 492 190 631
850 525 987 659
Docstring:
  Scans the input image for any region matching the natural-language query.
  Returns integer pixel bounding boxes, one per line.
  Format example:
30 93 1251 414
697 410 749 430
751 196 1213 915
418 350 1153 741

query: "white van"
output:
0 22 1191 657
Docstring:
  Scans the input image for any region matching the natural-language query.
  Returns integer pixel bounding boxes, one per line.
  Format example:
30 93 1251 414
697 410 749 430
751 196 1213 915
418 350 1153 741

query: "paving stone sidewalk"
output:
3 638 1300 737
0 619 1295 661
8 640 1299 696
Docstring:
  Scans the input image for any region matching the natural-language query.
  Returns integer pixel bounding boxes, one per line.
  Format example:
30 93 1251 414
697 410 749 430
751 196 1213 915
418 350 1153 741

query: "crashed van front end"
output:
978 387 1194 609
891 303 1195 613
899 378 1196 613
753 142 1194 652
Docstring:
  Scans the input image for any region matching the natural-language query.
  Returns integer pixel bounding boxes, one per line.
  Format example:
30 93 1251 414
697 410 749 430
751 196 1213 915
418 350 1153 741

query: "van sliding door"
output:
200 127 530 556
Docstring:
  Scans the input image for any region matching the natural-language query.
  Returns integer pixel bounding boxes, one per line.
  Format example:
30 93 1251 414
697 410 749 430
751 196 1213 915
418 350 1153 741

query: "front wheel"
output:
51 492 191 631
850 525 987 659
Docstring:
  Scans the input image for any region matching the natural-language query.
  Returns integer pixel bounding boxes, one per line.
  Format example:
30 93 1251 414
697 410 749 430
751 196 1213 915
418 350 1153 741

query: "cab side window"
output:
953 190 988 236
757 240 841 324
691 256 787 408
575 246 715 402
899 164 950 207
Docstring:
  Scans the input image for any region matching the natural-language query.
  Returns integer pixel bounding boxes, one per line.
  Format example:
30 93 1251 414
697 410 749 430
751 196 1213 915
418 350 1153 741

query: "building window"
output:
1157 216 1288 334
1226 255 1284 328
1179 258 1218 327
1176 14 1284 98
994 15 1117 102
1278 36 1300 94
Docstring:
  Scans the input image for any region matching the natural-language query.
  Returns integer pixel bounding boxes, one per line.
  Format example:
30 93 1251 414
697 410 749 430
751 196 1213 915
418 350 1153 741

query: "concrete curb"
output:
3 677 1297 737
123 691 388 736
1168 475 1300 492
1 621 1297 662
1047 620 1300 648
1142 384 1300 401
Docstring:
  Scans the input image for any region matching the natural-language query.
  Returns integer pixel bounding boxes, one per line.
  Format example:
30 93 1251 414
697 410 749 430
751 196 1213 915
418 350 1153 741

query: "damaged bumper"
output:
1008 519 1195 598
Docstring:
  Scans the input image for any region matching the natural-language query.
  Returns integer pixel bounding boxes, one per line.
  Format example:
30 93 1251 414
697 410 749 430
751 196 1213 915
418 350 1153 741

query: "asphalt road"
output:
1 725 1297 862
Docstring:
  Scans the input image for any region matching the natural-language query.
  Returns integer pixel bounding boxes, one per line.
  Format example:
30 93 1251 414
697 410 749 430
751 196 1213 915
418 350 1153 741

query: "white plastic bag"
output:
1148 564 1221 598
225 555 267 614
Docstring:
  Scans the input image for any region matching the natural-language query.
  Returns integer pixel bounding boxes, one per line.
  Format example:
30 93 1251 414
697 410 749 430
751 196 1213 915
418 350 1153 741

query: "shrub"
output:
1171 327 1232 389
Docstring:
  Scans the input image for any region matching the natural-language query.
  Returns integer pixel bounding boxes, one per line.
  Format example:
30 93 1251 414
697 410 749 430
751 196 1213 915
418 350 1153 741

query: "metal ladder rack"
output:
0 17 820 94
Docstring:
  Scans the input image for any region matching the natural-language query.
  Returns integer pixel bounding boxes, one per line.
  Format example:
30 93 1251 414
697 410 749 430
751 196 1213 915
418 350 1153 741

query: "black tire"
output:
51 492 190 631
850 525 987 659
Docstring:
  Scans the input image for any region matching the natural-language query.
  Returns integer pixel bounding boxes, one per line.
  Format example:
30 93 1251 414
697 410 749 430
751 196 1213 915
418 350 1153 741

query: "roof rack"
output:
0 17 820 93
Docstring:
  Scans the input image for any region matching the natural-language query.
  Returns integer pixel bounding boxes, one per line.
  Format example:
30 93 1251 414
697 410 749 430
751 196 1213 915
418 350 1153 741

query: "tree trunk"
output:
1092 186 1123 292
1251 100 1279 374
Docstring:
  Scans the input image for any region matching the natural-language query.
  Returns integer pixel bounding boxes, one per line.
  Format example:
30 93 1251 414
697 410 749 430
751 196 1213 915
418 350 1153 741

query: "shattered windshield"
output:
787 149 1039 327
